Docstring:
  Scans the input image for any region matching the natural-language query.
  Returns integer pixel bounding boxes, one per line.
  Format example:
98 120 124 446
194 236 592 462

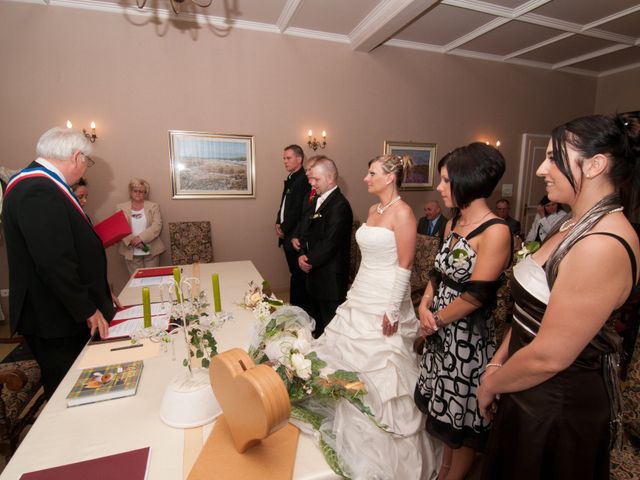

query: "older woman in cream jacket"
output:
117 178 165 274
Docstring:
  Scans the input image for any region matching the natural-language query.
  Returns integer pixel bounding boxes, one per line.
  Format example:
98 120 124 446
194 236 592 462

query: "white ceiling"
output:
20 0 640 77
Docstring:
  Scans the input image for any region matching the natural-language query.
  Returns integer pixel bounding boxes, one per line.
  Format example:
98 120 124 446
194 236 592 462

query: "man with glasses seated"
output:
2 127 115 399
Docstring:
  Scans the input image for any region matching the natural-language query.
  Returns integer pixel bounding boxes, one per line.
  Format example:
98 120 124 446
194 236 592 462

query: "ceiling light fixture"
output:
136 0 213 15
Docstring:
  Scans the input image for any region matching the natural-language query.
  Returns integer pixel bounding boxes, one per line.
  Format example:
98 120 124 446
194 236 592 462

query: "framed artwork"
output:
169 130 255 198
383 140 437 190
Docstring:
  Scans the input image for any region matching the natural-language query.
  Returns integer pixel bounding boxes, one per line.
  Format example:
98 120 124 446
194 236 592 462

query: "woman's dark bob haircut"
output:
437 142 505 209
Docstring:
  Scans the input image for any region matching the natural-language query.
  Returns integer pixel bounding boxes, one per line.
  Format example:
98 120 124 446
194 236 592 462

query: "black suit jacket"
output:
300 188 353 301
2 162 115 338
276 168 311 249
417 214 448 241
505 215 522 237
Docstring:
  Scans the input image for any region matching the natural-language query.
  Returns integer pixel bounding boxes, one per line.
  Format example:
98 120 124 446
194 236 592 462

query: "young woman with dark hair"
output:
479 111 640 479
415 142 512 480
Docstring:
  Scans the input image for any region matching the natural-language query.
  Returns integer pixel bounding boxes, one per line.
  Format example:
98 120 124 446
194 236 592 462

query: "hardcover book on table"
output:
66 360 144 407
19 446 151 480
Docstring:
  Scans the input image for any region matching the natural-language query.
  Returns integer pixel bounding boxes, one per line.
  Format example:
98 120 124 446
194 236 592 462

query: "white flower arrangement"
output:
451 248 469 268
516 240 541 262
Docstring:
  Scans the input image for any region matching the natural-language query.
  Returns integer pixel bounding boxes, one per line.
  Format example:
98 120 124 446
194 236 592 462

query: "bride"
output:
312 154 440 479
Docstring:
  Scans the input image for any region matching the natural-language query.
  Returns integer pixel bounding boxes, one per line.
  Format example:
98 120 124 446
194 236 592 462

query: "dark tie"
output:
428 221 434 235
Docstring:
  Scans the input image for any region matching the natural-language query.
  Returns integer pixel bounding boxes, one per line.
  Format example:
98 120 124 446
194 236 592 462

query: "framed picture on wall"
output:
383 140 437 190
169 130 255 198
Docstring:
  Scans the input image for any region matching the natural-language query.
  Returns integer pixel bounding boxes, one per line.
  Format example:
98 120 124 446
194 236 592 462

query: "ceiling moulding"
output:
283 28 350 45
442 17 510 52
349 0 440 52
553 44 631 70
502 32 575 60
384 39 599 77
276 0 303 33
599 61 640 78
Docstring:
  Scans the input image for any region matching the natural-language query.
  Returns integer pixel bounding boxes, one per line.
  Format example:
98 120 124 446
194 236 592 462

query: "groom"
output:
297 157 353 337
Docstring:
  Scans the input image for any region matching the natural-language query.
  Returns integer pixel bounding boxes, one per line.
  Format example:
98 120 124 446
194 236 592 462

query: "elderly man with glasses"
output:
2 126 115 399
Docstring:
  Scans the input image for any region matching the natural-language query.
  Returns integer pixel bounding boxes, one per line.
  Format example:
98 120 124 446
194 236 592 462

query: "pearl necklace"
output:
376 195 401 214
559 206 624 232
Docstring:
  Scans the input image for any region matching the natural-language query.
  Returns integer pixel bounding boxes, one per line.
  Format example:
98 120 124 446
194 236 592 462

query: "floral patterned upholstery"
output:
410 234 441 309
611 338 640 479
168 221 214 265
0 354 44 459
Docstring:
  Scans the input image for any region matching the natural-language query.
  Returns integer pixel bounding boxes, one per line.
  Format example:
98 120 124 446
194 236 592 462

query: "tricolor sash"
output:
5 166 91 225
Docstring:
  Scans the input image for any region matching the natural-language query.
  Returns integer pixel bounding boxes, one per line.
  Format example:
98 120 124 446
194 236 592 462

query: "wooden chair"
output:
0 337 45 461
168 221 214 265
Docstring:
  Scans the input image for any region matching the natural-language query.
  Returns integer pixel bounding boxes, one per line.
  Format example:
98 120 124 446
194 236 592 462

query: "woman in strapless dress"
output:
313 154 440 479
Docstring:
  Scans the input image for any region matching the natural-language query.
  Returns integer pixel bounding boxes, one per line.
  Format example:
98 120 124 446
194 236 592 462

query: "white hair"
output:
36 127 92 161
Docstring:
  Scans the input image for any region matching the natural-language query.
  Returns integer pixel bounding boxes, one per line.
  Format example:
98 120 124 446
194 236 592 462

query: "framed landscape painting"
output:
383 140 437 190
169 131 255 198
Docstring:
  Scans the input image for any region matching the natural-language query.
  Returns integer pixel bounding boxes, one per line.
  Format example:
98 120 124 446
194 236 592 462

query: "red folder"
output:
134 267 175 278
20 446 150 480
94 210 131 248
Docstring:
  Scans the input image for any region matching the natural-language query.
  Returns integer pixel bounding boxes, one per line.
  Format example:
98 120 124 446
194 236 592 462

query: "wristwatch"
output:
433 312 445 329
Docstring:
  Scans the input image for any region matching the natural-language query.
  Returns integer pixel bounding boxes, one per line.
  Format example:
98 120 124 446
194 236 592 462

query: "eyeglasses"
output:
80 153 95 168
132 189 146 194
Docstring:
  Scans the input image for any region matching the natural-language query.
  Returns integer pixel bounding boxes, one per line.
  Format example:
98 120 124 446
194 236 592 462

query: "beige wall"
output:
0 2 600 297
595 68 640 113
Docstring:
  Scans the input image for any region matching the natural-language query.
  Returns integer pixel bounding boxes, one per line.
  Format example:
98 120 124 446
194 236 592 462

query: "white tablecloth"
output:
1 261 338 480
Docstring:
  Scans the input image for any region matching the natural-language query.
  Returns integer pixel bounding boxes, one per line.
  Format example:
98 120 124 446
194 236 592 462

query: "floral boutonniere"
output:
450 248 469 268
311 212 322 220
516 241 541 262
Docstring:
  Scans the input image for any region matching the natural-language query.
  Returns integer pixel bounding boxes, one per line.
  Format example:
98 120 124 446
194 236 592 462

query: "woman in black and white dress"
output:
415 143 512 480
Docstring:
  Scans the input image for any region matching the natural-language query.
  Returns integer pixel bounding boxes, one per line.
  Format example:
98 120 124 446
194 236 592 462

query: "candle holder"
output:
307 130 327 151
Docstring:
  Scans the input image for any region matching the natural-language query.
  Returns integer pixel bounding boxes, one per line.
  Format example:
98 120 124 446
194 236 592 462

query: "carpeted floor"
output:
611 344 640 480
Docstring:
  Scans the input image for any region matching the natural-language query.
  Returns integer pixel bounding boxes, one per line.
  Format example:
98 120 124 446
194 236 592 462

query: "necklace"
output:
376 195 401 214
559 206 624 232
459 210 492 227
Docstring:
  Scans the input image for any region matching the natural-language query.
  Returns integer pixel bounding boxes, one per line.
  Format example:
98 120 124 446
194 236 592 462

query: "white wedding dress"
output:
312 224 440 480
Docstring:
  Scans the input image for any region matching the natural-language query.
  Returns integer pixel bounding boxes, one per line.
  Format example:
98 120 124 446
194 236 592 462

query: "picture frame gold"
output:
383 140 437 190
169 130 255 199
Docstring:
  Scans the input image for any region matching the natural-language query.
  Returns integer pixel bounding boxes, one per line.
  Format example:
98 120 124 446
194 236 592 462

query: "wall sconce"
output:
484 140 501 148
66 120 97 143
307 130 327 151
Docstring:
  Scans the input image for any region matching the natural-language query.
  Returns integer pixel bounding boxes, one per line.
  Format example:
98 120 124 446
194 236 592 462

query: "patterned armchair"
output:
168 221 214 265
410 234 441 309
0 338 45 460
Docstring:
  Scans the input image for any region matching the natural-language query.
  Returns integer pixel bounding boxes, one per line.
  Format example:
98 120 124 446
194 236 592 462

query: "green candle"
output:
142 287 151 328
211 273 221 312
173 267 181 303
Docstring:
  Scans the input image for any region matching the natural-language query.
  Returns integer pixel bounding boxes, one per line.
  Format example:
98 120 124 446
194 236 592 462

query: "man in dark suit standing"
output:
275 144 310 309
495 198 521 237
417 200 447 241
2 127 115 399
298 157 353 337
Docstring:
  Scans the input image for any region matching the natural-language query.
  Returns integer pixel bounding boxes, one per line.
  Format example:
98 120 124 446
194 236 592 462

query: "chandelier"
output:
136 0 213 15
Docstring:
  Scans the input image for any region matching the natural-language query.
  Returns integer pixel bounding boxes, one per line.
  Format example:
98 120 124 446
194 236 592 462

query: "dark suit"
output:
276 168 311 309
2 162 115 398
504 215 522 237
417 214 448 241
299 187 352 337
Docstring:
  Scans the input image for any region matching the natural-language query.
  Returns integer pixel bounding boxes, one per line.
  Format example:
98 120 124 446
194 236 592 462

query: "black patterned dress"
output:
415 219 505 450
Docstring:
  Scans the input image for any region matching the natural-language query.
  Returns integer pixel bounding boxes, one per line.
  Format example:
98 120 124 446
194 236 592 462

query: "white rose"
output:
263 335 296 364
250 292 263 305
290 353 312 380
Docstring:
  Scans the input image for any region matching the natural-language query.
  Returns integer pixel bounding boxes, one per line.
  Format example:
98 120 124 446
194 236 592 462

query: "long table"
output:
1 261 338 479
